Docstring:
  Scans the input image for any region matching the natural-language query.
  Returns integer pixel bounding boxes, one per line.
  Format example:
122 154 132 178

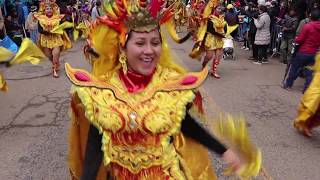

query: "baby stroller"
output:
222 36 235 60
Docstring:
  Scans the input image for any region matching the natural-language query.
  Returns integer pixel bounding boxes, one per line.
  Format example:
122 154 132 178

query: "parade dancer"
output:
190 0 227 78
173 0 187 32
188 0 205 40
203 4 226 78
35 0 71 78
66 0 261 179
294 54 320 137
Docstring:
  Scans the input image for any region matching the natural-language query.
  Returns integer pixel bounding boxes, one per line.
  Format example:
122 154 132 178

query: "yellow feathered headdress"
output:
38 0 60 15
85 0 190 77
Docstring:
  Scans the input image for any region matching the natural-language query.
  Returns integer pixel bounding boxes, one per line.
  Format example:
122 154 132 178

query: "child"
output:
241 10 251 50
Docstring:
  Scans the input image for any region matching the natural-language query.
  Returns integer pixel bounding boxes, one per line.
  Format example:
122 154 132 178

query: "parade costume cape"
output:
73 21 90 41
294 54 320 135
0 38 47 92
67 0 261 179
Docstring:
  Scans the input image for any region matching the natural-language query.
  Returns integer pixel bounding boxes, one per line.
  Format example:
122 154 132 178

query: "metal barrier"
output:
270 24 283 58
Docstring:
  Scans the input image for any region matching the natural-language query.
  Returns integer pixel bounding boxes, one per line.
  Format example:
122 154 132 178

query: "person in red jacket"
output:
283 9 320 92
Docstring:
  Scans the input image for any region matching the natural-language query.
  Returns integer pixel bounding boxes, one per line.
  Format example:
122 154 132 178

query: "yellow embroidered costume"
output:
67 63 218 180
294 54 320 137
66 0 261 179
173 0 187 32
35 1 72 50
204 14 226 50
35 14 65 48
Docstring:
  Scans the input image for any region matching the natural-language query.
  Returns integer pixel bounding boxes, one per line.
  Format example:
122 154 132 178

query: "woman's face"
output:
215 5 224 15
45 6 53 16
124 29 162 76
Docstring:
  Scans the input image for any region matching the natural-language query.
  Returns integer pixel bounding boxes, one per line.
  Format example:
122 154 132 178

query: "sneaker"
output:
241 46 246 49
261 59 269 64
253 61 261 65
244 47 250 51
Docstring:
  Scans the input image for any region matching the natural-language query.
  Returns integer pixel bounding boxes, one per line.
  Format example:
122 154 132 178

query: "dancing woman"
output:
67 0 260 179
35 1 70 78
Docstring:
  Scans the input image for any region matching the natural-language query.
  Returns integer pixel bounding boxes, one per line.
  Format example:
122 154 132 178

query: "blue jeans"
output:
284 52 315 91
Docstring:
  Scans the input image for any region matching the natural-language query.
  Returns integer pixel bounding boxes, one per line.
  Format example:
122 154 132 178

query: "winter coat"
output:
282 15 299 39
254 12 271 45
295 20 320 54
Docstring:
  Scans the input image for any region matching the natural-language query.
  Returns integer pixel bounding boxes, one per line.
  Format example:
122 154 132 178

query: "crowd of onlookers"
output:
222 0 320 93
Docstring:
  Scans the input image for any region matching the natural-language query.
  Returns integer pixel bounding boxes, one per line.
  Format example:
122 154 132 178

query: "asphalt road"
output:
0 37 319 180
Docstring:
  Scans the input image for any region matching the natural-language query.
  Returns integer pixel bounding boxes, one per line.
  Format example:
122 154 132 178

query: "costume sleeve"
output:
206 19 215 34
81 125 103 180
181 112 227 155
206 19 225 38
38 22 48 35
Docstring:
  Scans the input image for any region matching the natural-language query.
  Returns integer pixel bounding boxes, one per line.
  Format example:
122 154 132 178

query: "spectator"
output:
292 0 307 20
4 15 22 45
278 1 287 20
0 7 4 39
310 0 319 10
268 0 280 54
296 10 311 36
280 9 298 64
241 6 251 50
91 1 102 21
225 4 239 40
15 0 26 27
283 9 320 92
247 3 259 60
253 4 271 64
25 6 38 43
268 1 280 30
258 0 266 5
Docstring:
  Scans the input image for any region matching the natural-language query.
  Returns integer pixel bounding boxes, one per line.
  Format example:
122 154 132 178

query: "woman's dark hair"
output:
96 1 101 6
310 9 320 20
259 5 268 13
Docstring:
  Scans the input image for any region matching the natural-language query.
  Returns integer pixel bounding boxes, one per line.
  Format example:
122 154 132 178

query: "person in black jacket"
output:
245 3 259 61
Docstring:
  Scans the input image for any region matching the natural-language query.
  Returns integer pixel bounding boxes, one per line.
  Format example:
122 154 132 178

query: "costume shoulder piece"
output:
65 63 208 101
34 14 64 21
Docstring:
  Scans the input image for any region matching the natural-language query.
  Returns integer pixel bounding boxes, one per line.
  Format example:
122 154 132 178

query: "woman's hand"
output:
222 149 241 171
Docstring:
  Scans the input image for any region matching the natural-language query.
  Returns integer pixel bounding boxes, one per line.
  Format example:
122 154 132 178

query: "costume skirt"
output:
39 34 64 49
205 33 223 51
